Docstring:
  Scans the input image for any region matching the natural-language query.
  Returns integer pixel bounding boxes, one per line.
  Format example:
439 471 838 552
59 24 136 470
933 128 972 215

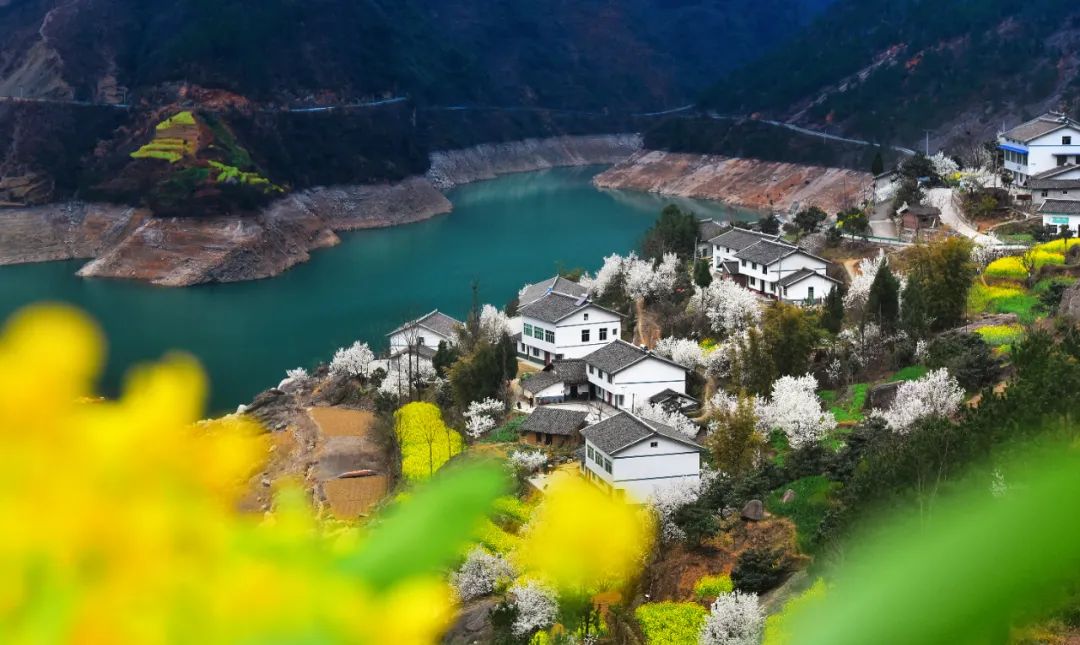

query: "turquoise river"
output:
0 166 756 412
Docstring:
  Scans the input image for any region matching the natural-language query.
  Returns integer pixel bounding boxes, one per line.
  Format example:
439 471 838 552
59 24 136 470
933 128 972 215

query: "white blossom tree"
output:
584 253 629 298
930 151 960 179
647 469 716 543
702 281 762 336
509 449 548 473
654 336 705 370
278 367 310 389
479 304 513 343
634 402 699 439
874 368 964 433
509 580 558 637
329 341 375 378
756 374 836 448
843 253 886 313
700 591 764 645
464 398 504 439
450 548 515 602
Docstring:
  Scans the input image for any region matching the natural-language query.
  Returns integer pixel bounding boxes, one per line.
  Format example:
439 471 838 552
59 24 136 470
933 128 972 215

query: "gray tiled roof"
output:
521 370 563 394
519 292 588 323
583 339 688 374
1039 199 1080 215
778 267 839 287
582 412 703 455
698 219 728 242
1001 113 1080 143
898 204 941 217
519 275 589 307
734 240 799 266
388 310 463 338
648 389 699 405
1029 178 1080 190
708 227 779 250
520 408 589 436
720 260 739 275
390 344 438 360
554 359 588 383
1031 165 1080 181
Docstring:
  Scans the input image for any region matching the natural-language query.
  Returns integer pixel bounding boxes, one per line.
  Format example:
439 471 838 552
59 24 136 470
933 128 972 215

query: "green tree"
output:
732 547 790 594
432 340 461 378
496 332 518 383
905 238 975 330
674 504 719 548
641 204 698 260
704 396 763 477
793 206 828 235
694 259 713 303
900 277 931 340
729 327 775 396
821 283 846 334
762 303 820 379
448 342 506 409
865 262 901 333
758 214 781 235
837 208 870 237
871 150 885 175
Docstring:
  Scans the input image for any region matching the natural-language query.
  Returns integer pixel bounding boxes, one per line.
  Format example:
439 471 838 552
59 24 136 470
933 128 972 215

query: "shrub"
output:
695 574 735 600
766 476 840 552
975 324 1024 348
925 332 1000 390
481 415 526 443
635 602 708 645
892 365 929 381
732 547 791 594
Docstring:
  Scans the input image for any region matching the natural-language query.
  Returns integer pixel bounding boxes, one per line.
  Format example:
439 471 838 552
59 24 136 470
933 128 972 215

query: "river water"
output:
0 166 756 412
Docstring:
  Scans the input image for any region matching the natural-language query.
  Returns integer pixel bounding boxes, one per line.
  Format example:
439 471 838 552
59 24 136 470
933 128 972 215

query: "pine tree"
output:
900 277 931 340
866 263 901 333
694 259 713 304
821 283 846 334
871 150 885 175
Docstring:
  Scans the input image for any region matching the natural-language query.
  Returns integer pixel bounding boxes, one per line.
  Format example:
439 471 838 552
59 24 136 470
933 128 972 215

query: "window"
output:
612 328 618 338
604 459 612 474
1065 136 1073 145
583 313 589 321
741 259 747 267
808 286 815 301
749 277 756 286
1064 190 1071 196
532 347 540 357
589 365 594 374
545 330 554 343
587 445 594 459
599 328 608 341
1043 191 1050 197
650 441 658 448
417 337 425 345
533 326 544 340
597 369 603 379
581 329 590 343
752 262 758 270
523 323 533 336
607 374 612 383
617 395 624 407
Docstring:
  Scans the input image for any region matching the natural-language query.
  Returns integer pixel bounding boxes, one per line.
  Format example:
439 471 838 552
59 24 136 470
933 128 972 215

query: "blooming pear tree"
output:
874 368 964 433
329 341 375 378
479 304 513 343
509 449 548 474
756 374 836 448
634 402 699 439
654 336 705 370
844 254 886 313
450 548 515 602
700 591 765 645
509 580 559 637
703 280 762 336
464 397 504 439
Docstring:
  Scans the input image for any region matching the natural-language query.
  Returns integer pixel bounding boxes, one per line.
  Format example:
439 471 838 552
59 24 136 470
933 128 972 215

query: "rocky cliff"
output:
427 134 642 189
0 202 146 265
593 150 872 214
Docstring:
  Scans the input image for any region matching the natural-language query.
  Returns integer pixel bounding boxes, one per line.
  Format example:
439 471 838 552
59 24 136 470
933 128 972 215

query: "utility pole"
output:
924 130 932 156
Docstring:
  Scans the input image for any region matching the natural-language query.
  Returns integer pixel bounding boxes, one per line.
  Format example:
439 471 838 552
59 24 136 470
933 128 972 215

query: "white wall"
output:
584 436 701 502
588 357 686 410
555 306 622 359
783 274 836 304
388 327 452 351
1026 126 1080 178
1042 213 1080 233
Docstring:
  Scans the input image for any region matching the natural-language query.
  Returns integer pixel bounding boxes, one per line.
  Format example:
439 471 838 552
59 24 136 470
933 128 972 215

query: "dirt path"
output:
635 298 662 347
928 187 999 246
309 407 390 519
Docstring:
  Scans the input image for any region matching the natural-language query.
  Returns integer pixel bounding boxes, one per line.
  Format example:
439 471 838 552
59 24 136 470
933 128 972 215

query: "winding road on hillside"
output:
926 187 999 246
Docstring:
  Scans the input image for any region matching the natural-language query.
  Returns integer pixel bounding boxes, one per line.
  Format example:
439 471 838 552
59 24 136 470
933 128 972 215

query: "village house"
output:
517 276 623 364
709 227 839 305
1025 165 1080 206
582 339 689 411
896 203 942 238
696 218 729 260
519 407 589 448
386 310 463 369
580 412 704 500
998 112 1080 186
520 359 589 406
1038 199 1080 235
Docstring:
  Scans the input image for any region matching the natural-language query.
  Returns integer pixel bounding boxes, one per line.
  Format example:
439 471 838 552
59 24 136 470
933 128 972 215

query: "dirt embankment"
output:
0 177 451 286
594 150 872 214
427 134 642 189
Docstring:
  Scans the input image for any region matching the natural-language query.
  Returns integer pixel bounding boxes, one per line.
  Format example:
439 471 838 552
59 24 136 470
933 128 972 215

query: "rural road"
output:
926 188 999 246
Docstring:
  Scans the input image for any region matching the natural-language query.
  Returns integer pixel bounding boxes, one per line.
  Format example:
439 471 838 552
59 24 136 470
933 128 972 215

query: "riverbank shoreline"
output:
0 135 643 287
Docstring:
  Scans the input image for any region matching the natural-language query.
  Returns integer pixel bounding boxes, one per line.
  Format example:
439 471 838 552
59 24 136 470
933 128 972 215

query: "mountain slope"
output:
698 0 1080 148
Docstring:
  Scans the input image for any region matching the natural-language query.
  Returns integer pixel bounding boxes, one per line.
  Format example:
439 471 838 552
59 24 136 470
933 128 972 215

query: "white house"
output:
580 412 703 501
709 227 839 305
582 339 689 411
696 218 729 260
518 275 590 308
1026 165 1080 206
517 278 623 363
998 112 1080 186
520 359 589 405
1038 199 1080 235
387 310 463 353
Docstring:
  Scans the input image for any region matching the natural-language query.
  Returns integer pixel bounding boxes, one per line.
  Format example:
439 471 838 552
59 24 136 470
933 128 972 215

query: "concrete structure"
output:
1038 199 1080 234
387 310 463 353
580 412 703 500
582 340 689 411
520 360 589 405
1026 166 1080 206
696 218 729 259
998 112 1080 186
519 408 589 448
517 277 623 363
709 227 838 305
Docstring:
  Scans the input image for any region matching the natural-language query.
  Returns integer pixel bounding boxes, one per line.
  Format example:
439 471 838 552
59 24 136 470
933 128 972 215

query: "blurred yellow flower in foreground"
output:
0 305 461 644
514 476 654 593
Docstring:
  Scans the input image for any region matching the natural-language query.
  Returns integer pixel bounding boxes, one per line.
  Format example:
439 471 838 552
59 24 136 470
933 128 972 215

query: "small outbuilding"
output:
519 407 590 448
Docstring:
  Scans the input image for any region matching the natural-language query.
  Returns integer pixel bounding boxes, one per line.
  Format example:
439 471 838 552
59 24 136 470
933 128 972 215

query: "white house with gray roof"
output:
998 112 1080 186
517 277 623 364
387 310 463 354
1038 199 1080 235
1026 165 1080 207
581 412 703 500
582 339 689 411
709 227 838 305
